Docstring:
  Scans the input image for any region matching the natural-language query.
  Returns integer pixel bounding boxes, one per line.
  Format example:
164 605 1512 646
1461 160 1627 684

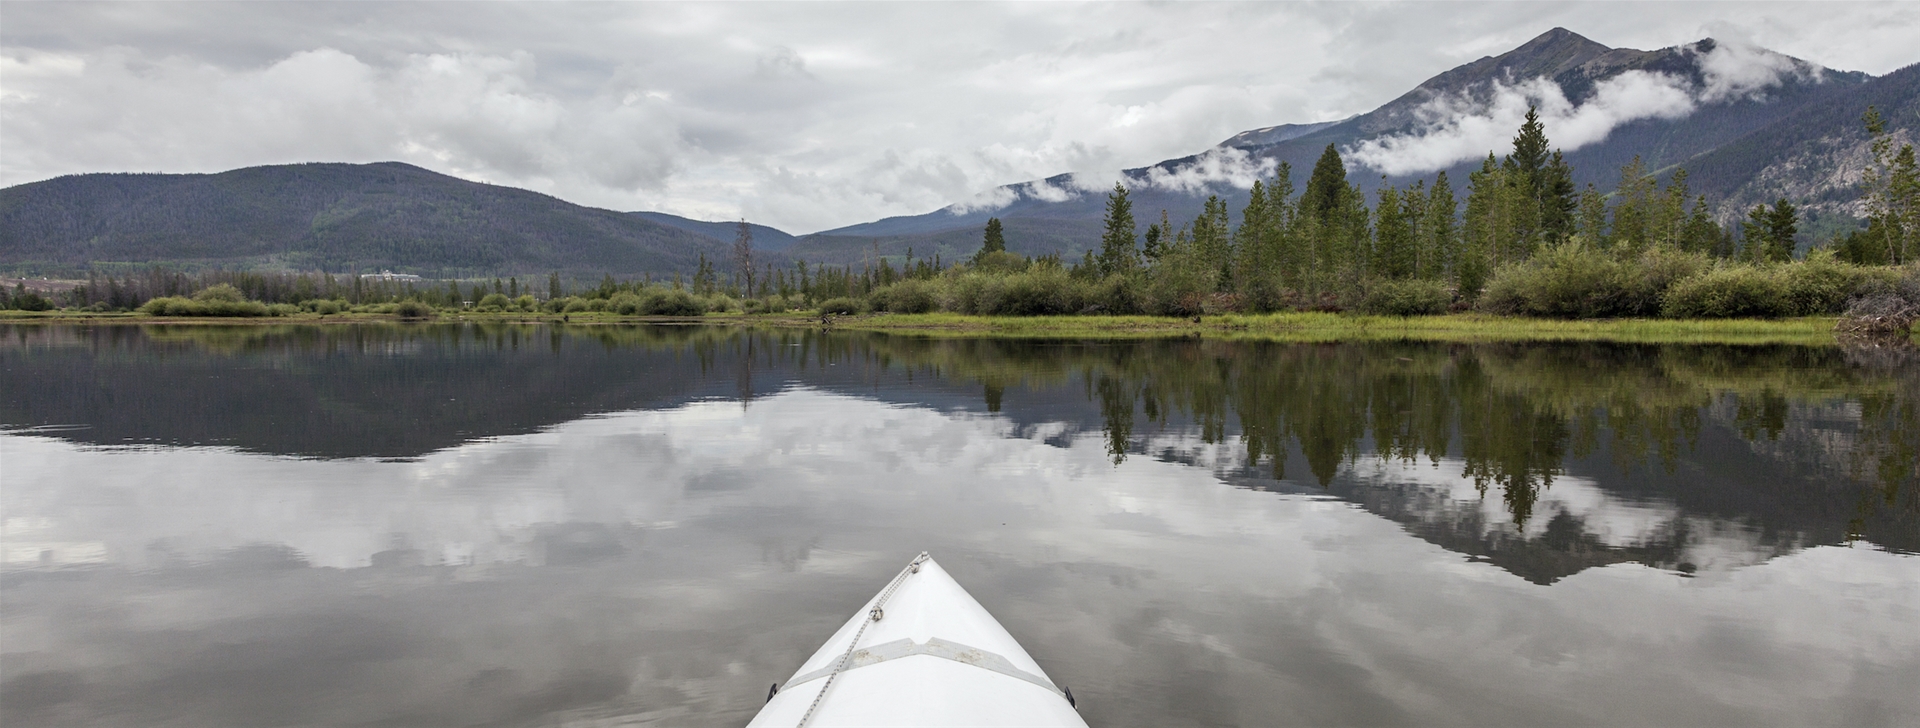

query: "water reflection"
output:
2 324 1917 727
4 324 1913 572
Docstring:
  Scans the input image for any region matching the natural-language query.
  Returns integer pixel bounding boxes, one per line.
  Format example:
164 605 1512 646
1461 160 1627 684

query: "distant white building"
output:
360 270 423 282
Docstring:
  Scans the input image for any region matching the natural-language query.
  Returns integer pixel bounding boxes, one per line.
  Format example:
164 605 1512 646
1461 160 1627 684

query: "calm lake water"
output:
2 323 1916 727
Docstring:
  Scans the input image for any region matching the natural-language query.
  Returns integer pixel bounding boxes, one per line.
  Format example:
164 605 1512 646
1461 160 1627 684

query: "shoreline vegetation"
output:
5 106 1918 346
0 308 1903 347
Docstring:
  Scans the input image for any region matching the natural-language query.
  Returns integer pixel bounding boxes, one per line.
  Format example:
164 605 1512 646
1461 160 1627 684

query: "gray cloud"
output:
2 2 1914 233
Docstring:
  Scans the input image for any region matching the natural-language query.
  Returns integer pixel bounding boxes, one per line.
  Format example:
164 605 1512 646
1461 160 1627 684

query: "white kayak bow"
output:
748 553 1089 728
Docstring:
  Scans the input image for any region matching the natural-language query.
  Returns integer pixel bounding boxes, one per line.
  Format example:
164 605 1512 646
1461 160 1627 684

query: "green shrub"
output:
11 291 54 311
193 284 245 303
741 298 770 314
562 298 590 313
818 297 867 315
1089 275 1144 315
1361 279 1451 316
608 292 643 315
1144 251 1219 316
1626 247 1712 315
1780 255 1859 315
1478 243 1637 318
267 303 302 317
513 295 537 311
970 250 1030 273
988 267 1086 315
704 294 740 313
139 295 267 317
139 296 193 315
949 274 994 314
393 300 435 319
300 299 343 315
870 279 940 313
1661 266 1792 318
478 293 511 309
642 289 706 316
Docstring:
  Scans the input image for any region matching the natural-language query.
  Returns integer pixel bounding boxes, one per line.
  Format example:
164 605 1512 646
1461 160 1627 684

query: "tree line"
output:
1059 105 1916 313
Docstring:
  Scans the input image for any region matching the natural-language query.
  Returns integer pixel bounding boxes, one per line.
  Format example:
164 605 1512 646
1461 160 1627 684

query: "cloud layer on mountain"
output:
2 2 1914 233
1346 41 1827 176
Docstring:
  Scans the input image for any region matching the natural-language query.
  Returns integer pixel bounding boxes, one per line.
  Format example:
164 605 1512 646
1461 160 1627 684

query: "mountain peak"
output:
1462 27 1614 86
1518 27 1606 53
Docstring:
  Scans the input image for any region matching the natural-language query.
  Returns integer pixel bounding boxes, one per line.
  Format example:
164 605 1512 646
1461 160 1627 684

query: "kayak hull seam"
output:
783 637 1065 699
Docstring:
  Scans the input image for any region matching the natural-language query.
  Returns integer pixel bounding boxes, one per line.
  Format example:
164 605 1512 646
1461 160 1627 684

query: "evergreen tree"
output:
1097 182 1139 276
1575 183 1608 245
1508 106 1551 184
1339 181 1373 291
1539 151 1577 243
1422 172 1458 282
1742 198 1798 262
1498 106 1569 251
1191 195 1234 290
1653 169 1692 249
1302 143 1349 227
1142 210 1173 263
694 253 716 295
1679 196 1723 256
975 217 1007 263
1372 184 1415 279
1459 155 1501 299
1403 179 1429 278
1265 164 1301 292
1232 180 1273 300
1610 156 1658 254
1301 145 1353 293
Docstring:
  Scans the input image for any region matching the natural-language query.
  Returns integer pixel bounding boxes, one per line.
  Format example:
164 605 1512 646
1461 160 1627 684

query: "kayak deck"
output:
748 553 1088 728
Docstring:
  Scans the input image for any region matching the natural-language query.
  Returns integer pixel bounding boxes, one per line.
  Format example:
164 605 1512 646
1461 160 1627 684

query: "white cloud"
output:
1141 147 1277 194
1693 38 1820 102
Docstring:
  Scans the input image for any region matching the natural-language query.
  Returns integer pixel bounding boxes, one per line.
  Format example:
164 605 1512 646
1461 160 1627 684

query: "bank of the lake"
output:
5 307 1901 346
795 311 1877 346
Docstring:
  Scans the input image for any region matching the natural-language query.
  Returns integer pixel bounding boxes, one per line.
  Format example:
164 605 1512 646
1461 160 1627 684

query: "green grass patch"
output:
786 311 1859 346
6 308 1904 347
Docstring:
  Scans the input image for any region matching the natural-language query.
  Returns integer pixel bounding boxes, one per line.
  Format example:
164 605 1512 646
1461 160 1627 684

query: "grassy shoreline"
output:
4 308 1898 346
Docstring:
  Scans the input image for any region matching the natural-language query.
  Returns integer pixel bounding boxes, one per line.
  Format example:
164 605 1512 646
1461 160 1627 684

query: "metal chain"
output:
795 552 929 728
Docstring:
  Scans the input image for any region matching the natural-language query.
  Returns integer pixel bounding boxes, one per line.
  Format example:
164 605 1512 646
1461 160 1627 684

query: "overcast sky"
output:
3 2 1915 233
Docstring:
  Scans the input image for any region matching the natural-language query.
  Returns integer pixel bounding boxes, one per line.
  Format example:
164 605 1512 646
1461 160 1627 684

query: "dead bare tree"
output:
733 220 755 297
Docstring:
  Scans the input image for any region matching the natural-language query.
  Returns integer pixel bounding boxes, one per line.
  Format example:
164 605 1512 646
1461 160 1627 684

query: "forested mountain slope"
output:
628 211 799 252
0 162 735 277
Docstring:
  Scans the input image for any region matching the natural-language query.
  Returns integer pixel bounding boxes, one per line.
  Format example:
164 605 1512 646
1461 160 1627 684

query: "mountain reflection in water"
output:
1 323 1916 727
